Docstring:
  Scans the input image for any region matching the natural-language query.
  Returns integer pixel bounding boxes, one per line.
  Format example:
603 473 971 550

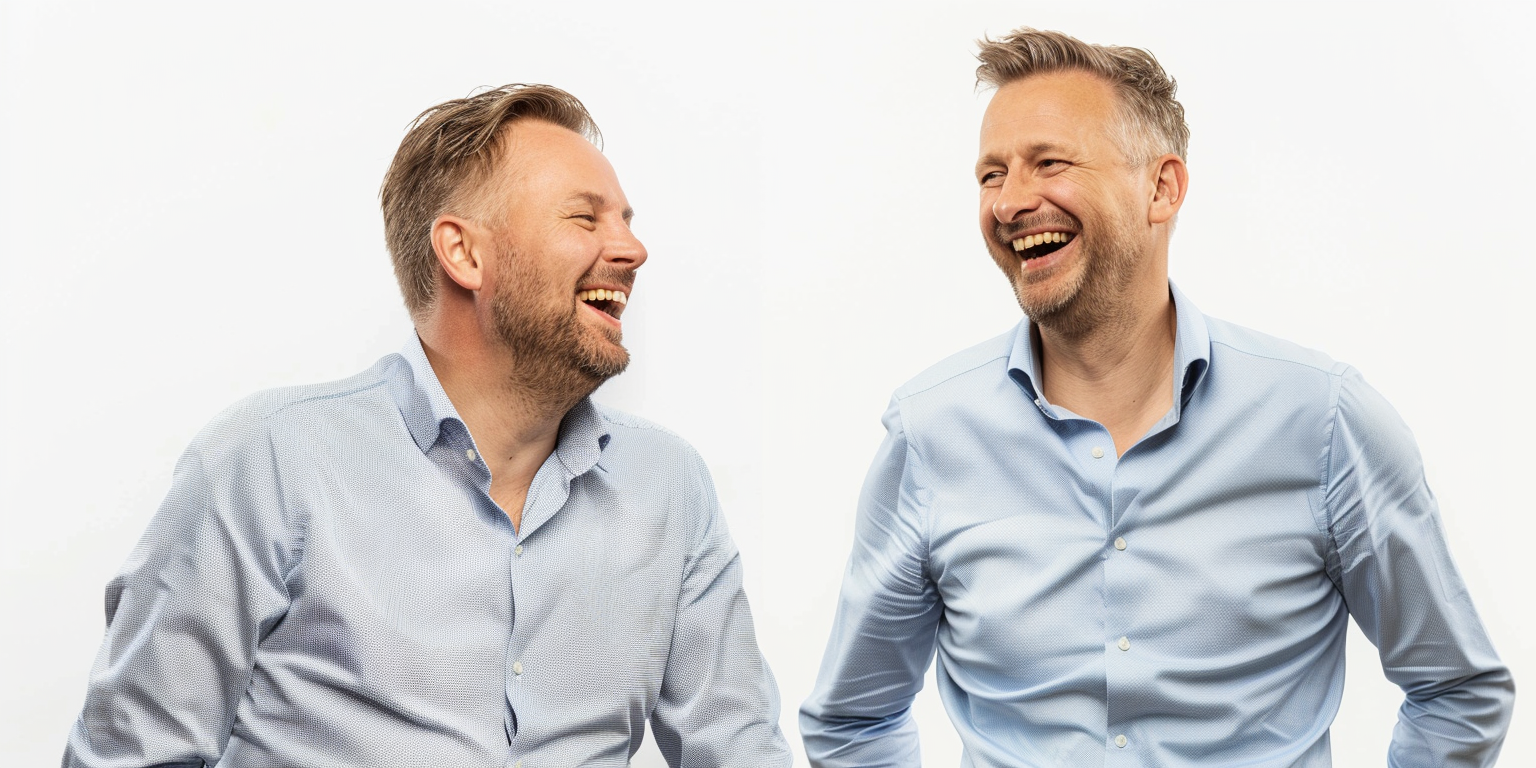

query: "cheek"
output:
978 188 1000 227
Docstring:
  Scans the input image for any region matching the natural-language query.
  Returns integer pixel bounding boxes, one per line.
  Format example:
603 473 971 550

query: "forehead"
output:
494 120 628 207
979 71 1120 154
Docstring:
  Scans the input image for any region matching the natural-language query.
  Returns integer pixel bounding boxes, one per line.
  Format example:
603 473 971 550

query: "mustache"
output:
994 213 1082 244
577 267 636 292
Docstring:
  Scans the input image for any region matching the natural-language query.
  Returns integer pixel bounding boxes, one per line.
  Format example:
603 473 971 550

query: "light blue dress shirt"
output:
65 337 790 767
800 284 1513 768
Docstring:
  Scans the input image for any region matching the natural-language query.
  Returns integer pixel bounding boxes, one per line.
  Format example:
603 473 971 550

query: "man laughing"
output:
65 84 791 767
800 28 1513 768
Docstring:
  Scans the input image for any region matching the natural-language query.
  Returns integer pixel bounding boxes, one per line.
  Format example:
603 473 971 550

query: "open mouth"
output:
578 288 628 320
1011 231 1076 261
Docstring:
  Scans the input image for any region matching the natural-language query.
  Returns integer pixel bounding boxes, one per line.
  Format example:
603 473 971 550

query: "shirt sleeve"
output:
648 450 792 768
1324 367 1515 767
799 396 942 768
63 420 295 768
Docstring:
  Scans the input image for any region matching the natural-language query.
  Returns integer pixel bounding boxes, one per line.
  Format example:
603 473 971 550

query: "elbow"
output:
1404 664 1516 741
798 700 916 766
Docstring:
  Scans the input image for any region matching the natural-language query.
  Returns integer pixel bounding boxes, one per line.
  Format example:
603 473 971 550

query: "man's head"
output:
381 84 646 387
973 29 1188 335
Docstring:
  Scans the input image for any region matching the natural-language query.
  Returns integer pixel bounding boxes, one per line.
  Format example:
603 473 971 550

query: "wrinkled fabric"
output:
66 336 790 768
801 284 1512 768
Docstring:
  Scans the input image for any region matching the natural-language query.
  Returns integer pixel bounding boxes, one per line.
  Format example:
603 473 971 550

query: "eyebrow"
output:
975 142 1075 173
566 192 635 222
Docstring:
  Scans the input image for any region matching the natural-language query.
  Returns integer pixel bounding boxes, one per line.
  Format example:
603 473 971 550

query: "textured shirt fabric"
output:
65 337 791 768
800 284 1513 768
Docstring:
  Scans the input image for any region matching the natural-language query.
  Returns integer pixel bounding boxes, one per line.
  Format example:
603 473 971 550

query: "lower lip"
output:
582 301 622 327
1017 238 1075 273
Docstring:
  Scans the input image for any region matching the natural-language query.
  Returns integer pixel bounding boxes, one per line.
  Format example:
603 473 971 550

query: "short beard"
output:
991 208 1142 340
490 242 631 406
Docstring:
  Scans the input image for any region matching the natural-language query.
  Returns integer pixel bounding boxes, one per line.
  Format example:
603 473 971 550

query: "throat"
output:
1037 303 1179 455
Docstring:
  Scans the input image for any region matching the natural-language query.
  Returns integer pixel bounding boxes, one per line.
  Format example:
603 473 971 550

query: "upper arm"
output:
1323 368 1513 765
64 423 295 767
648 448 790 768
799 396 941 767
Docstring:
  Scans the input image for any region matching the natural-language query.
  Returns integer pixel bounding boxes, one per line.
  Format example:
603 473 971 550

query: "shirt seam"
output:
895 397 936 580
1318 367 1349 592
266 377 394 421
896 353 1010 403
1209 338 1337 375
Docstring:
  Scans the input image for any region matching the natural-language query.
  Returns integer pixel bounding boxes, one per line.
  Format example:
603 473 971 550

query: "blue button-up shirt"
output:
65 337 790 767
800 285 1513 768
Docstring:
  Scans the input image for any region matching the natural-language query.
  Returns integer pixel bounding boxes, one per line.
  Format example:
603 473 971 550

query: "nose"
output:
603 223 648 270
989 171 1043 225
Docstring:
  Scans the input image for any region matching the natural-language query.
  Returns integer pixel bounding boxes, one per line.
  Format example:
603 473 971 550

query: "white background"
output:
3 1 1531 765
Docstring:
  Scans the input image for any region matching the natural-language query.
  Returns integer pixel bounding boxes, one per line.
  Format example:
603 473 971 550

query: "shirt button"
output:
515 545 524 557
1117 636 1130 651
1091 446 1105 459
513 661 523 676
465 448 478 461
1114 537 1127 551
1115 734 1128 748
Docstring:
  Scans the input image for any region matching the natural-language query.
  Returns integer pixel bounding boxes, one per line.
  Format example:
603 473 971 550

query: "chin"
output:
574 339 630 382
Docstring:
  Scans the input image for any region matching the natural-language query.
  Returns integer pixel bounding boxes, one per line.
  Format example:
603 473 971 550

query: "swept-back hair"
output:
380 84 600 318
976 27 1189 165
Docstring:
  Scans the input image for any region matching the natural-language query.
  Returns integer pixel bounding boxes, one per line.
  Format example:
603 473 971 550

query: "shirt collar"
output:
390 335 611 474
1007 281 1211 415
393 335 463 454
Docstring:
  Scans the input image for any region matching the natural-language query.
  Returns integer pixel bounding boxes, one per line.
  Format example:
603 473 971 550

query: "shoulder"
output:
1200 315 1418 471
594 403 708 468
1204 315 1349 381
893 328 1015 403
593 405 724 536
596 403 689 446
186 355 404 464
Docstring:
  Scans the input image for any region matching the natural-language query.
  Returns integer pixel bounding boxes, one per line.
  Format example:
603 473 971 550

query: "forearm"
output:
800 696 924 768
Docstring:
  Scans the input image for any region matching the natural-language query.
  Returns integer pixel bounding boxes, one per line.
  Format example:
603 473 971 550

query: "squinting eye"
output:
980 171 1004 185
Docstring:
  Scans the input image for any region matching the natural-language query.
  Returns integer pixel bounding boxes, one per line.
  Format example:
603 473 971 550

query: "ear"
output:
430 214 486 292
1147 154 1188 225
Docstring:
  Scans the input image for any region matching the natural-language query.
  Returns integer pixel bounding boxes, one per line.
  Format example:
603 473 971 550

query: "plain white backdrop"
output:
3 1 1531 765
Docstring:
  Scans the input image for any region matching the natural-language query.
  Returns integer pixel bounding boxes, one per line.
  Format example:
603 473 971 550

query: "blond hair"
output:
379 84 600 318
976 28 1188 165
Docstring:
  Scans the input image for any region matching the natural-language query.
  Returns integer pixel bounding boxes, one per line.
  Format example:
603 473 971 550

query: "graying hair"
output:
976 27 1189 165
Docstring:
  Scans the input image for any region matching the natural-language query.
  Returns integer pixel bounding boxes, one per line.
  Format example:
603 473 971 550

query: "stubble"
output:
489 241 631 405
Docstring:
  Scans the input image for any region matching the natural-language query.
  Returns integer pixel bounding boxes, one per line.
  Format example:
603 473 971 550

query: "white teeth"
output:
1011 232 1074 252
579 289 629 304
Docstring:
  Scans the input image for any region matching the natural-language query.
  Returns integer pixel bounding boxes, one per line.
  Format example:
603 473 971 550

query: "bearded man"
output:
64 84 791 767
800 29 1513 768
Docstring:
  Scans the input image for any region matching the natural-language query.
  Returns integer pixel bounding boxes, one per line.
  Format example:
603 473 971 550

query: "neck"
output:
416 314 601 532
1036 280 1177 456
